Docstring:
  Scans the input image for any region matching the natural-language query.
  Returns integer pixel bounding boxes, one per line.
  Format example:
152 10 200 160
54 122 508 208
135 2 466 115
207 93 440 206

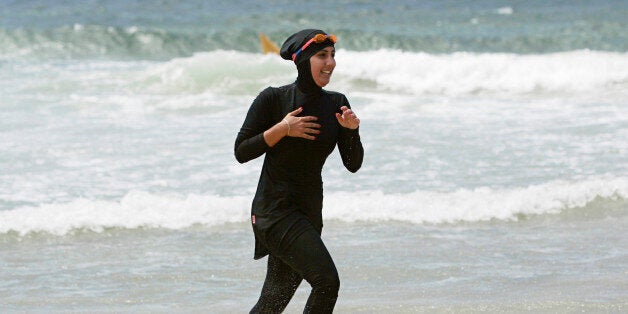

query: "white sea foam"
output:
324 178 628 224
141 50 293 95
334 49 628 95
138 49 628 97
0 192 251 236
496 7 514 15
6 50 626 108
1 178 626 236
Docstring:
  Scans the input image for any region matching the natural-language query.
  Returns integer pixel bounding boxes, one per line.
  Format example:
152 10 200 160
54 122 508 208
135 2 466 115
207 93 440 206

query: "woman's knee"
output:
311 265 340 292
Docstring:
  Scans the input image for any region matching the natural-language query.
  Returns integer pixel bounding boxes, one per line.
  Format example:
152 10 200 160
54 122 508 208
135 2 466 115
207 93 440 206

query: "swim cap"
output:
280 29 336 64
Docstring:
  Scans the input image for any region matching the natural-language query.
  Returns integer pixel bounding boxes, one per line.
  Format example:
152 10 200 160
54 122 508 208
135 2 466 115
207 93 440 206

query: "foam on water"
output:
140 51 293 95
325 177 628 224
0 192 250 236
4 50 626 111
335 49 628 95
2 2 628 311
144 50 628 97
2 177 626 236
13 49 620 102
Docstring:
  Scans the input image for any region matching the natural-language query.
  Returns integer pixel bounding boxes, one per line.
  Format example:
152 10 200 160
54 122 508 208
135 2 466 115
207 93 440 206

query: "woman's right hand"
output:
283 107 320 140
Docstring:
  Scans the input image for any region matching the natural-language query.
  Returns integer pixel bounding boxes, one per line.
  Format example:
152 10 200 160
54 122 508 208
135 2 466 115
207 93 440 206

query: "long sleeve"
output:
234 88 274 163
337 126 363 172
333 94 364 172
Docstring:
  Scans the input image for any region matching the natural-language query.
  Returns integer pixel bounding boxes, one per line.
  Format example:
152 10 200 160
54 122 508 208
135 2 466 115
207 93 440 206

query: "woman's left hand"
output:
335 106 360 130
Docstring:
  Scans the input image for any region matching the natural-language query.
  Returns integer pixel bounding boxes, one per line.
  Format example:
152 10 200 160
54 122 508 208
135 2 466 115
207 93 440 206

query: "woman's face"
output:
309 46 336 87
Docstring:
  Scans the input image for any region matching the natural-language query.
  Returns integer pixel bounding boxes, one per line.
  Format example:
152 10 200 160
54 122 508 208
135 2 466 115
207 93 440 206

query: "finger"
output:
288 107 303 116
301 133 316 140
339 106 349 112
305 122 321 129
305 128 321 134
299 115 318 122
335 112 343 123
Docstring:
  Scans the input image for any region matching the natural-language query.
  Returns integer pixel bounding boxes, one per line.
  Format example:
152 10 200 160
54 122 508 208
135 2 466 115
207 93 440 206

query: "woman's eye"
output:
317 51 334 59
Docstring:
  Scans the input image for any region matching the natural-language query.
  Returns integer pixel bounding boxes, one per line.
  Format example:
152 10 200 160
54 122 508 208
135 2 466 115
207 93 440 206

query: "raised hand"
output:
335 106 360 130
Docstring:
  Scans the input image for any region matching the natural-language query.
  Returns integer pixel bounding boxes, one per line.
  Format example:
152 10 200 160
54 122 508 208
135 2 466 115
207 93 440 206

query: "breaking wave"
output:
1 177 626 236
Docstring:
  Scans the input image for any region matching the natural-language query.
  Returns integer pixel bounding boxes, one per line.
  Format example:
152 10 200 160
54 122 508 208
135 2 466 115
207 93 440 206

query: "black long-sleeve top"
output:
235 82 363 259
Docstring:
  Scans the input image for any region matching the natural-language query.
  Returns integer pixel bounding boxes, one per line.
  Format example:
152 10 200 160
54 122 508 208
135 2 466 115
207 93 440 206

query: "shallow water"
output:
3 206 627 312
1 0 627 312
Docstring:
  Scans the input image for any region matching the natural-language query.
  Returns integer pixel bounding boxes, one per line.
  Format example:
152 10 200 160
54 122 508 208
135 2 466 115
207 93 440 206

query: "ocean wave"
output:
1 178 626 236
141 49 628 96
2 49 626 113
139 51 293 95
335 49 628 95
324 178 628 224
2 22 627 60
0 25 238 60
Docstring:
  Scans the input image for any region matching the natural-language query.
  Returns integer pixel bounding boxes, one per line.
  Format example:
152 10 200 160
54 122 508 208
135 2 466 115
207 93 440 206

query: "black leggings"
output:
250 213 339 313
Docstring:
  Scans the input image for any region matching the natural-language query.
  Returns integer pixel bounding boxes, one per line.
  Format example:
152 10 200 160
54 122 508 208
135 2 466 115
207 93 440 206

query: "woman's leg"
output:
286 224 340 313
250 254 303 313
265 217 338 313
251 213 339 313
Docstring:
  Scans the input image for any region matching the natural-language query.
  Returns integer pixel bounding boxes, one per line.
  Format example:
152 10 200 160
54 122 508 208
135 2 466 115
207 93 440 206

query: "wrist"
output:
282 119 290 137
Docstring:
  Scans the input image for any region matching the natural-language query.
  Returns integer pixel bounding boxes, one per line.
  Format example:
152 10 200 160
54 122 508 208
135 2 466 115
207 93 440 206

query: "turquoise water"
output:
1 0 627 312
2 0 627 59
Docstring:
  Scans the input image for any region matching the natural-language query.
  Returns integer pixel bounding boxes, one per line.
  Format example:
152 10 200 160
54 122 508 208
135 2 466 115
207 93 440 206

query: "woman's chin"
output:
315 78 331 88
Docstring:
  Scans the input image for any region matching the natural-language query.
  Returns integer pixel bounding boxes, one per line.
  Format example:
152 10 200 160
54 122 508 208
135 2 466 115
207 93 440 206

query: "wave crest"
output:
134 49 628 97
0 25 243 60
1 178 626 236
335 49 628 95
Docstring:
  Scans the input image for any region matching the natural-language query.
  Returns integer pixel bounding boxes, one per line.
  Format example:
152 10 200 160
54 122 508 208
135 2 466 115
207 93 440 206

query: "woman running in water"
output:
235 29 363 313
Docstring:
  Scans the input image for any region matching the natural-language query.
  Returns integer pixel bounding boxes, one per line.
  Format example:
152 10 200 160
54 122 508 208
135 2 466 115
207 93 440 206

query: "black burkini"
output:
234 29 363 314
235 80 363 258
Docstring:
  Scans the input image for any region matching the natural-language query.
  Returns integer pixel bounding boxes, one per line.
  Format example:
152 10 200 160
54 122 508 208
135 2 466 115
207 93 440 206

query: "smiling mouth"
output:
321 70 332 75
